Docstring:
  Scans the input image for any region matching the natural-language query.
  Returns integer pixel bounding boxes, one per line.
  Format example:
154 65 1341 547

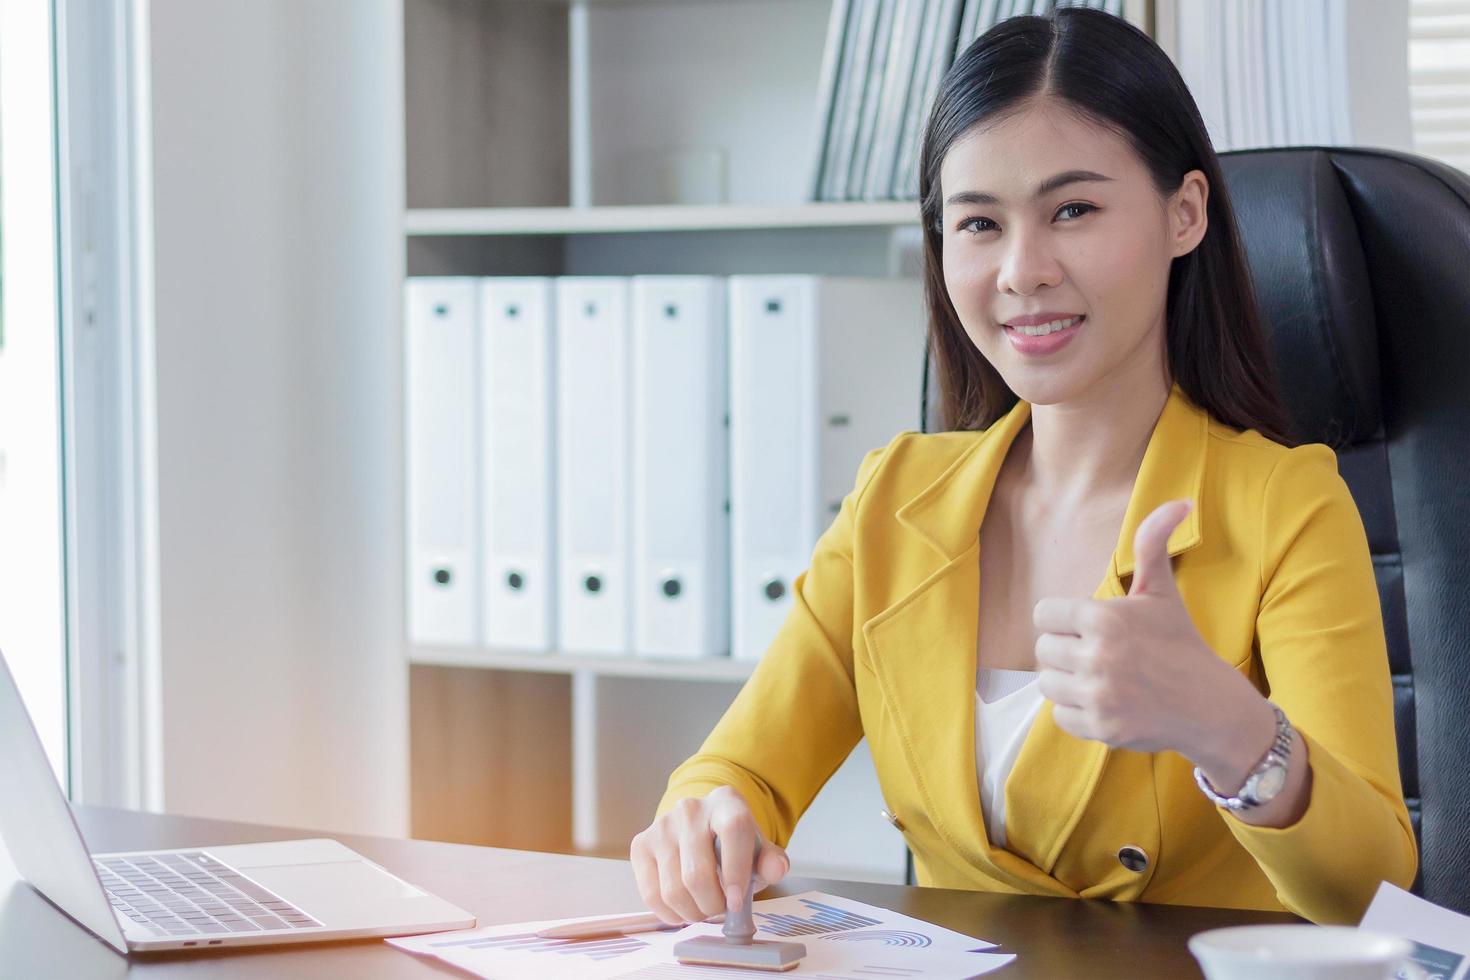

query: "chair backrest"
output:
1223 146 1470 913
920 146 1470 913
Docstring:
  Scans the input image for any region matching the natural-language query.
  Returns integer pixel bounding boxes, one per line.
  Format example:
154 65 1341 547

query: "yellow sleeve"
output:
654 443 891 847
1225 443 1418 923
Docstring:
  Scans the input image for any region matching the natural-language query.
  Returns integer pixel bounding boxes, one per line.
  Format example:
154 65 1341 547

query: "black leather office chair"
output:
1224 146 1470 915
918 146 1470 913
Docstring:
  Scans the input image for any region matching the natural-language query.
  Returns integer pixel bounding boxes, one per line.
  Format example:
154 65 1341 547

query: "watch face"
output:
1251 764 1288 804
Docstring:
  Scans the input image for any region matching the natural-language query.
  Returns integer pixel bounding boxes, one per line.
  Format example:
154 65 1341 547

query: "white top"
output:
974 667 1045 848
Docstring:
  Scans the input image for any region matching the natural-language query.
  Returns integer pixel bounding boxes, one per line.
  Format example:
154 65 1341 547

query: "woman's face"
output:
939 100 1208 407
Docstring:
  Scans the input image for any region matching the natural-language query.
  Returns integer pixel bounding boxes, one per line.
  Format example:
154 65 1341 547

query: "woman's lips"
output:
1003 315 1085 356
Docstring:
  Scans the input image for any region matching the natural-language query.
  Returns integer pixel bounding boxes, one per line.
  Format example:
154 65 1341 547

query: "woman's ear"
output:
1169 169 1210 258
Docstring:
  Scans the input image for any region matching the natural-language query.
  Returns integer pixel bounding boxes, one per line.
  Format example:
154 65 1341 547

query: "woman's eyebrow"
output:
944 170 1114 207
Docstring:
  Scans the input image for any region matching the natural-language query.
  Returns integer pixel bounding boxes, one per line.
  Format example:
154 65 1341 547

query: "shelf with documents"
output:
409 645 758 683
403 202 921 236
403 270 920 890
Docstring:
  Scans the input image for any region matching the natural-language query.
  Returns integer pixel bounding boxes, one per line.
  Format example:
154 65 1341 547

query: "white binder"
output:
556 278 633 656
480 278 556 653
727 276 924 662
404 277 480 647
630 276 729 660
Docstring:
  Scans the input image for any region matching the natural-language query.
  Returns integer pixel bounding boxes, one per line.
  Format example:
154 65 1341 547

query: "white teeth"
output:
1011 315 1081 336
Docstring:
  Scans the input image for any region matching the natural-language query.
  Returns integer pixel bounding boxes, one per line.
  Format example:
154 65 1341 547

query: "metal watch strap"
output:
1193 702 1292 812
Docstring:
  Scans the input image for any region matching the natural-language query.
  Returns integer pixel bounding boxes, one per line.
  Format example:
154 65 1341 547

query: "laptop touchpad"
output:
242 861 430 925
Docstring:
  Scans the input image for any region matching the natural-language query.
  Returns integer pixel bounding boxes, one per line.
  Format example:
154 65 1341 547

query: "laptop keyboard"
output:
94 851 322 937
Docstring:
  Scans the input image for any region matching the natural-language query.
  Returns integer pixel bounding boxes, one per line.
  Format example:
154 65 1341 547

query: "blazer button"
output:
1117 845 1149 873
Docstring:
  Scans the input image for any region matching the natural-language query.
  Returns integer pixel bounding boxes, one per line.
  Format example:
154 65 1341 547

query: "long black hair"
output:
919 7 1296 446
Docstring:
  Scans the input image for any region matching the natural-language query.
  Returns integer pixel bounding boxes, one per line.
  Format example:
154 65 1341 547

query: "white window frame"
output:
53 0 162 810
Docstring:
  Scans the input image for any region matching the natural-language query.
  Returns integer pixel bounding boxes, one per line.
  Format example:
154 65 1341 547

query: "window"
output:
1410 0 1470 173
0 0 157 806
0 0 70 786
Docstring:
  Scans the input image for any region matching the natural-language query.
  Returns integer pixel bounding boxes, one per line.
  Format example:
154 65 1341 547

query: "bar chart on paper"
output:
755 897 882 937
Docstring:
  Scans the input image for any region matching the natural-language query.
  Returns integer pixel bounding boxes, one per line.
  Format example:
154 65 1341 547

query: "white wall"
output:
1344 0 1414 153
147 0 407 836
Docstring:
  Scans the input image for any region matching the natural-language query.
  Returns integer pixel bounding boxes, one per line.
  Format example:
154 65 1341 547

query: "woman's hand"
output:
629 785 791 927
1032 499 1275 786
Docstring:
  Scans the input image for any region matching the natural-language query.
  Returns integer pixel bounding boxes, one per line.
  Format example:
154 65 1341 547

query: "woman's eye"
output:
956 202 1095 235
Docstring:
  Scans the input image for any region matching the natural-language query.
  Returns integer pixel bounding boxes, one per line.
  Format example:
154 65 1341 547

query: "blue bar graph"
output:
754 898 882 938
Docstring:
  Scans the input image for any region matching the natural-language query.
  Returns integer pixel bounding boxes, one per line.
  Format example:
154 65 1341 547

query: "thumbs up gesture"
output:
1032 499 1261 757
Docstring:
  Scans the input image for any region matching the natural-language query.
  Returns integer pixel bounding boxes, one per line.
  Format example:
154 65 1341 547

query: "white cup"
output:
1188 925 1419 980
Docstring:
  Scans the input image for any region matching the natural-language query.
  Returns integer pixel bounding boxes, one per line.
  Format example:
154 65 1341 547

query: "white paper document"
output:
389 910 674 980
389 890 1014 979
1359 882 1470 980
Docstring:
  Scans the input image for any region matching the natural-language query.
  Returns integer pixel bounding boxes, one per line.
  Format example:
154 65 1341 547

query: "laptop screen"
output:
0 648 128 953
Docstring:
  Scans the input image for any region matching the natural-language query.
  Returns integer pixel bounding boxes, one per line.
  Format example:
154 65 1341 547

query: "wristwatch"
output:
1193 702 1293 812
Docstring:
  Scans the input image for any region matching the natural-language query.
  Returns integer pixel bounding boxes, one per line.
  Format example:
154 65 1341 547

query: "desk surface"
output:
0 805 1298 978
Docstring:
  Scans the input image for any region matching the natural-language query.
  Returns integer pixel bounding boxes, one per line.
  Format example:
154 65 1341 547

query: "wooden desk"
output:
0 805 1298 978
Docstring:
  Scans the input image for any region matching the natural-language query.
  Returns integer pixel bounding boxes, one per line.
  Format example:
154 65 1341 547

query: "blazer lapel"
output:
863 383 1209 890
862 396 1067 894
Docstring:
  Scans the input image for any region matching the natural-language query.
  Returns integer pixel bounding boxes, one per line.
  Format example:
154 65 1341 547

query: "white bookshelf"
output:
400 0 924 886
403 0 914 890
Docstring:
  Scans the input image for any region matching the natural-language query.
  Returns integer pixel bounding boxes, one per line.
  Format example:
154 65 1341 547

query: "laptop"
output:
0 648 476 952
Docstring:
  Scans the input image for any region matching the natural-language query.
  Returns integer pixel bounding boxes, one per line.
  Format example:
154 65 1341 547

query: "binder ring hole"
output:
432 568 452 587
506 571 524 591
583 574 603 594
661 577 682 599
763 579 787 602
506 305 519 318
585 303 597 317
432 304 449 317
663 304 678 319
765 299 782 313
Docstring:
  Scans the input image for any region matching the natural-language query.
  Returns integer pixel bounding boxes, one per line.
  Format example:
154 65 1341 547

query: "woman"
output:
631 7 1415 927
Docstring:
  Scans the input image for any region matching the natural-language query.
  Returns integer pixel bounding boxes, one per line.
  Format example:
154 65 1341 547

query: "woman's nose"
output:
995 227 1064 296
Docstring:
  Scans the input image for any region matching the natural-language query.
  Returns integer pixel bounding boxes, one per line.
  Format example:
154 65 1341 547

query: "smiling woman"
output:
638 6 1415 929
919 13 1295 443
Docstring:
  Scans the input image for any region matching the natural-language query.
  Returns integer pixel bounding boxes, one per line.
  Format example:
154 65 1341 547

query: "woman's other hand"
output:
1032 499 1273 776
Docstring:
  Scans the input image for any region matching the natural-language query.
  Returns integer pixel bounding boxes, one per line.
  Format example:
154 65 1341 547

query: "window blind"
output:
1410 0 1470 173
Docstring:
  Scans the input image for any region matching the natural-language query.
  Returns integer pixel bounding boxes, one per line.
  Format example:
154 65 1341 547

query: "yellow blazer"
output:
658 382 1417 925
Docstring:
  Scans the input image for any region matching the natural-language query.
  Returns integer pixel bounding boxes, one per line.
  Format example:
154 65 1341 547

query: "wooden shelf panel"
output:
403 202 921 236
409 665 573 852
410 644 758 682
